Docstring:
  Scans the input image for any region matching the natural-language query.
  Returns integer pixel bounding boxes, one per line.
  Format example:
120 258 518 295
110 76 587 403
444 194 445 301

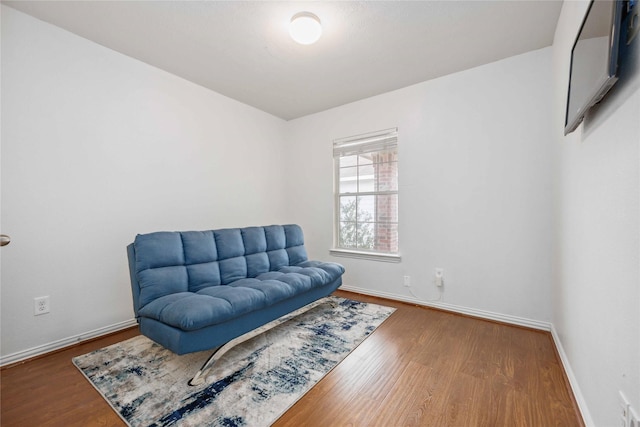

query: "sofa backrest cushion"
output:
131 224 308 311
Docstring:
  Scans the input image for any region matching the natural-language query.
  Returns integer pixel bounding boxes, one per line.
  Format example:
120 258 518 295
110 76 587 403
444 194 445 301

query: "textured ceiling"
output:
3 1 563 120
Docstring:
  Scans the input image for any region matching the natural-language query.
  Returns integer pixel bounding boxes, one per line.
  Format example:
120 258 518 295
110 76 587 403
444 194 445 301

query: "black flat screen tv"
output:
565 0 624 135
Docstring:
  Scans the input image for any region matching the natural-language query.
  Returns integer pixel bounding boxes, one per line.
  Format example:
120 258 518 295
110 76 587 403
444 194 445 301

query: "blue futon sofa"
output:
127 224 345 357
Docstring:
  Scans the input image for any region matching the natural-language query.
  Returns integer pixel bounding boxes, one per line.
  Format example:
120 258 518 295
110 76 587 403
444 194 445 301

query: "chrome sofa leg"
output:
189 297 331 386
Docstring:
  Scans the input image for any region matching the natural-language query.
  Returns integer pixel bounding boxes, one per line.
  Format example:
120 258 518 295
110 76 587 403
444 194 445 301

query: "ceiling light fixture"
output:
289 12 322 45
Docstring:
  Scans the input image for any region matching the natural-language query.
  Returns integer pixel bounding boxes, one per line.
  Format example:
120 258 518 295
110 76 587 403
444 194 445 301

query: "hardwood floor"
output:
1 290 583 426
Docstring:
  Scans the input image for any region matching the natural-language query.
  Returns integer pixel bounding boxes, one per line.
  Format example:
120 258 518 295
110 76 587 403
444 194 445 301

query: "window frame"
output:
331 128 401 262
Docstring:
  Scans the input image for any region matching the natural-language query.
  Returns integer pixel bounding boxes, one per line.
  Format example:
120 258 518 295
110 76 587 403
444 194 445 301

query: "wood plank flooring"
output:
1 290 583 426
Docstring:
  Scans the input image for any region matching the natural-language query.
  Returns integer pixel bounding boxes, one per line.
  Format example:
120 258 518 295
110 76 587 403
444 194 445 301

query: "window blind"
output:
333 128 398 157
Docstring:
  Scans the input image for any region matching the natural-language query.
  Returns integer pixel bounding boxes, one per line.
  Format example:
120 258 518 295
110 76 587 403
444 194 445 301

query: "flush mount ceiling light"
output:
289 12 322 45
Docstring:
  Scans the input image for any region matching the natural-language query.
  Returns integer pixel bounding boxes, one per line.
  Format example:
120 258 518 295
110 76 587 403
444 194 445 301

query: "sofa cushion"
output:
267 249 289 271
138 275 303 331
137 265 189 308
296 260 345 280
264 225 286 251
187 262 222 291
219 256 248 284
229 278 297 304
134 232 185 271
138 287 263 331
254 271 313 293
182 231 217 264
246 252 270 277
287 246 308 265
277 266 332 286
241 227 267 254
214 229 245 259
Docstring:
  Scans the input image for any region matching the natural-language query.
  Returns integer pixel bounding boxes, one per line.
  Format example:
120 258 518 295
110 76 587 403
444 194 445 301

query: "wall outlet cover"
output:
34 296 50 315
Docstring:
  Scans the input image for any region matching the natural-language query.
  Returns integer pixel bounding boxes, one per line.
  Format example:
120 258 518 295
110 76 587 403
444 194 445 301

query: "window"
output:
332 128 399 260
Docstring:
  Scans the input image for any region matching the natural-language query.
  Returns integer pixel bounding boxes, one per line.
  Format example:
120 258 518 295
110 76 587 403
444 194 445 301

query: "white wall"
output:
285 47 554 324
552 1 640 426
0 6 288 359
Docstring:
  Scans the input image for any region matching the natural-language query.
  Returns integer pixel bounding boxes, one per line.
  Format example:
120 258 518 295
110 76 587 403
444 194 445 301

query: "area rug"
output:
73 296 395 427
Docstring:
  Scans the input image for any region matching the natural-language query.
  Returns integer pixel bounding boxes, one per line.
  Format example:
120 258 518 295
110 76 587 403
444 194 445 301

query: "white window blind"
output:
333 130 398 157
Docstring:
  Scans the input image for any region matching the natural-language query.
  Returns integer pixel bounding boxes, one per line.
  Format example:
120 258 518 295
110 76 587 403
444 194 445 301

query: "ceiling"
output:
3 1 563 120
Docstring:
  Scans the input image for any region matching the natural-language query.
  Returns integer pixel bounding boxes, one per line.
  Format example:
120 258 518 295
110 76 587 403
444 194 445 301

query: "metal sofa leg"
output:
189 297 331 386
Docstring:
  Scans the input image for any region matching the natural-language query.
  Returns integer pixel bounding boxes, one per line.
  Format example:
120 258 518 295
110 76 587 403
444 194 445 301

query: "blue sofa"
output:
126 224 345 357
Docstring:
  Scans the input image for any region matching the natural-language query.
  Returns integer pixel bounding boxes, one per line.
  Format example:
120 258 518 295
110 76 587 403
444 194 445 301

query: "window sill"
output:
329 248 401 263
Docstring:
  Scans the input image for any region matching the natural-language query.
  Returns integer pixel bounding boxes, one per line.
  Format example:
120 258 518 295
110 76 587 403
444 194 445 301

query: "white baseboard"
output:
339 284 552 331
550 325 595 427
0 318 138 367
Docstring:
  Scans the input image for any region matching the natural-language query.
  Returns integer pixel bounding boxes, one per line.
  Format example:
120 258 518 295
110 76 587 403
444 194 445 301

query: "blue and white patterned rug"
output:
72 296 395 427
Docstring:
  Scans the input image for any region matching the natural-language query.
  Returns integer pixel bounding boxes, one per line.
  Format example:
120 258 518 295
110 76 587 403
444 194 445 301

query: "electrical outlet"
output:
435 268 444 287
403 275 411 287
34 296 50 316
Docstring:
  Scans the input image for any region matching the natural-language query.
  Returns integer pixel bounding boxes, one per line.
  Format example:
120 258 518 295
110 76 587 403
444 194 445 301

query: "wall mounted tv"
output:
565 0 624 135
